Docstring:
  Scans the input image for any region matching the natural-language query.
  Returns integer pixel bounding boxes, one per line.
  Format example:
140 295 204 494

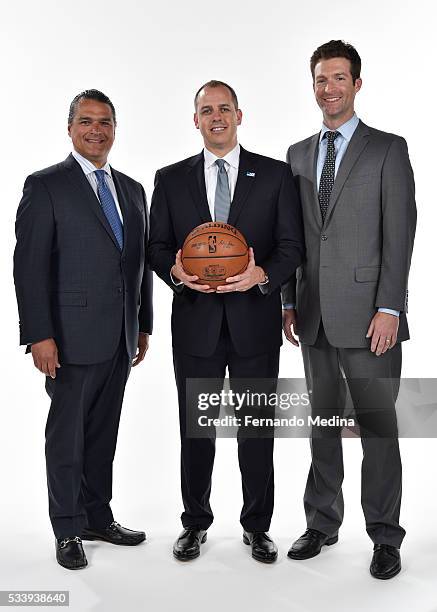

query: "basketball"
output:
181 222 249 289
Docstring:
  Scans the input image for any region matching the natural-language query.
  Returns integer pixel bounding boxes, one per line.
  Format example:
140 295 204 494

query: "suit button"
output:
321 235 328 241
117 287 122 293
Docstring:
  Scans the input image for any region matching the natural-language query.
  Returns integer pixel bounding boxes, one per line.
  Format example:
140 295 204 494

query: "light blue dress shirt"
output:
284 114 399 317
71 149 123 223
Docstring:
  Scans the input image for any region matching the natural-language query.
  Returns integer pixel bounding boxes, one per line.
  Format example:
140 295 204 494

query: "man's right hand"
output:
171 249 215 293
31 338 60 378
282 309 299 347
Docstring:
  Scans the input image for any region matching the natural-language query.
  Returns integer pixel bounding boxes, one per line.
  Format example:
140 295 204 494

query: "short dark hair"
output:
310 40 361 83
68 89 117 125
194 80 239 111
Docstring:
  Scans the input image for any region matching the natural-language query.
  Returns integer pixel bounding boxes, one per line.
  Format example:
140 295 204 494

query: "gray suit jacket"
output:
281 120 416 347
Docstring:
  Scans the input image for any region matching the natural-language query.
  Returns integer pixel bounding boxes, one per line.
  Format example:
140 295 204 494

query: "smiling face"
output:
313 57 362 129
68 98 115 168
194 85 242 156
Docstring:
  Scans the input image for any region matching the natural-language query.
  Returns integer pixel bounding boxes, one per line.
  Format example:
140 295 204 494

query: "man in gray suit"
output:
282 40 416 579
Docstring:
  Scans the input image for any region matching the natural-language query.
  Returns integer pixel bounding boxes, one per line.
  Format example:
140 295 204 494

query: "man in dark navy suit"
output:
149 80 303 563
13 90 153 569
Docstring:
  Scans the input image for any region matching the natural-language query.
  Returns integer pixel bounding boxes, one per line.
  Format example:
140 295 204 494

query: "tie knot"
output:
215 158 226 171
325 131 339 143
94 169 106 184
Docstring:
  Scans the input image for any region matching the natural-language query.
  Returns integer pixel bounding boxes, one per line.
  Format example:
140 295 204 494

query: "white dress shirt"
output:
71 149 123 223
203 143 240 219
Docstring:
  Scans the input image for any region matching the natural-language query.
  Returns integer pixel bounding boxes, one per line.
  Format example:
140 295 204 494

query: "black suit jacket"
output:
149 147 303 357
13 154 153 364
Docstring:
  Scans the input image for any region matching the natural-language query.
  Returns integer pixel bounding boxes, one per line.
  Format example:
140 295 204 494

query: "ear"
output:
354 78 362 93
67 124 72 137
193 112 199 129
236 109 242 126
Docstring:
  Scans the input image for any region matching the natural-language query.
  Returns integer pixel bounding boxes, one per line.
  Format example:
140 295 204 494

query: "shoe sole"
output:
370 565 401 580
287 535 338 560
243 534 278 564
173 533 207 561
81 533 145 546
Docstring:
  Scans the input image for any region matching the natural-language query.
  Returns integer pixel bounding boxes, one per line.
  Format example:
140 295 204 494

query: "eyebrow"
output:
316 72 348 80
77 115 113 121
199 103 231 111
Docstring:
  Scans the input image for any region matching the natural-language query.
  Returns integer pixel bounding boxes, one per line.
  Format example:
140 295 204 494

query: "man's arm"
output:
148 170 179 290
148 170 213 293
367 136 417 355
13 175 56 346
257 164 304 294
138 185 153 334
376 136 417 311
13 175 61 377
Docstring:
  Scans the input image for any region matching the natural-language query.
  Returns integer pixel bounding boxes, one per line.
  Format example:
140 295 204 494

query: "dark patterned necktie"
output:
318 131 339 222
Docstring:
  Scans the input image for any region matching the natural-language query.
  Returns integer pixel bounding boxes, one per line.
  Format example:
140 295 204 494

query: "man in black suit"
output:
13 90 153 569
149 80 303 563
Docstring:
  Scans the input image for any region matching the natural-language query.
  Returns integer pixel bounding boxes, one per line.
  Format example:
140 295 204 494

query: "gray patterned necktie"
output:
214 159 231 223
318 131 339 223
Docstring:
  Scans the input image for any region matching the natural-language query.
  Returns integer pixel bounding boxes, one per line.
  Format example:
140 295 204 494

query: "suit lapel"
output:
187 152 212 223
63 154 121 251
308 134 322 227
324 121 371 225
228 147 258 226
111 169 129 252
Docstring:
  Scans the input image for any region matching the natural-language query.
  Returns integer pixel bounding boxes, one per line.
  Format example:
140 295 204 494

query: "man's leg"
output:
339 343 405 547
173 341 226 531
227 344 279 533
301 324 347 537
45 364 90 539
81 344 130 529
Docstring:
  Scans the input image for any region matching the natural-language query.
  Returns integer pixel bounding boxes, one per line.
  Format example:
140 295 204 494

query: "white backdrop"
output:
1 1 436 611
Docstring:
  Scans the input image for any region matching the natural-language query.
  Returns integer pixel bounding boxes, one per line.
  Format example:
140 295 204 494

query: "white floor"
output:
2 437 437 612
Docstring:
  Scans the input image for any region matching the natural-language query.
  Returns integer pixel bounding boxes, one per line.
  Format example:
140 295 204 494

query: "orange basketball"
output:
181 222 249 289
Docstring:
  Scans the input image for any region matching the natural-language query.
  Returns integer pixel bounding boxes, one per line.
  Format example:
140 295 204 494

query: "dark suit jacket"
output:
148 146 303 358
281 121 416 347
13 154 153 364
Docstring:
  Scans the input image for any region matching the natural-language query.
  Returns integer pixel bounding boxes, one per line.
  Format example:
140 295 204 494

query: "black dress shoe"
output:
287 528 338 560
173 528 207 561
56 536 87 570
370 544 401 580
81 521 145 546
243 531 278 563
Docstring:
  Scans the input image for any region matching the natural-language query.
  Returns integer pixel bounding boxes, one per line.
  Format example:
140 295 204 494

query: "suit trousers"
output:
45 337 130 539
173 315 280 532
301 323 405 548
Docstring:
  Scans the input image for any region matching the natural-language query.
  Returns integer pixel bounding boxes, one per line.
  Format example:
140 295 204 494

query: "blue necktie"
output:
214 159 231 223
94 169 124 250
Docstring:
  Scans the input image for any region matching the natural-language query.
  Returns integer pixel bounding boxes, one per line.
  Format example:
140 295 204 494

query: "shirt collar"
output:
319 113 360 143
71 149 112 177
203 143 240 170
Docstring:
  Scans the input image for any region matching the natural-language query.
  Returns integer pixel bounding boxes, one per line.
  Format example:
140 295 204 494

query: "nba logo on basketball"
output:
208 235 217 253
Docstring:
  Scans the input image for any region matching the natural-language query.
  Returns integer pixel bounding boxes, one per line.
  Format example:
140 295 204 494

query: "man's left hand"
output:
366 312 399 356
132 332 149 366
216 248 266 293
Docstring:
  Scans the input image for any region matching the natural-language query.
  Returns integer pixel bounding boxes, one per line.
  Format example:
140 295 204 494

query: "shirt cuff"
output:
258 281 270 295
378 307 400 317
170 270 184 286
282 303 295 310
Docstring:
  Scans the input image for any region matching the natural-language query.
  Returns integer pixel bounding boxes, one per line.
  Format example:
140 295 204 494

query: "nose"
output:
324 80 337 94
211 109 222 122
89 121 102 133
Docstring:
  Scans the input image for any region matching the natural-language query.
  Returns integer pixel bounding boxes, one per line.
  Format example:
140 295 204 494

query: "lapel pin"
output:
246 171 256 177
